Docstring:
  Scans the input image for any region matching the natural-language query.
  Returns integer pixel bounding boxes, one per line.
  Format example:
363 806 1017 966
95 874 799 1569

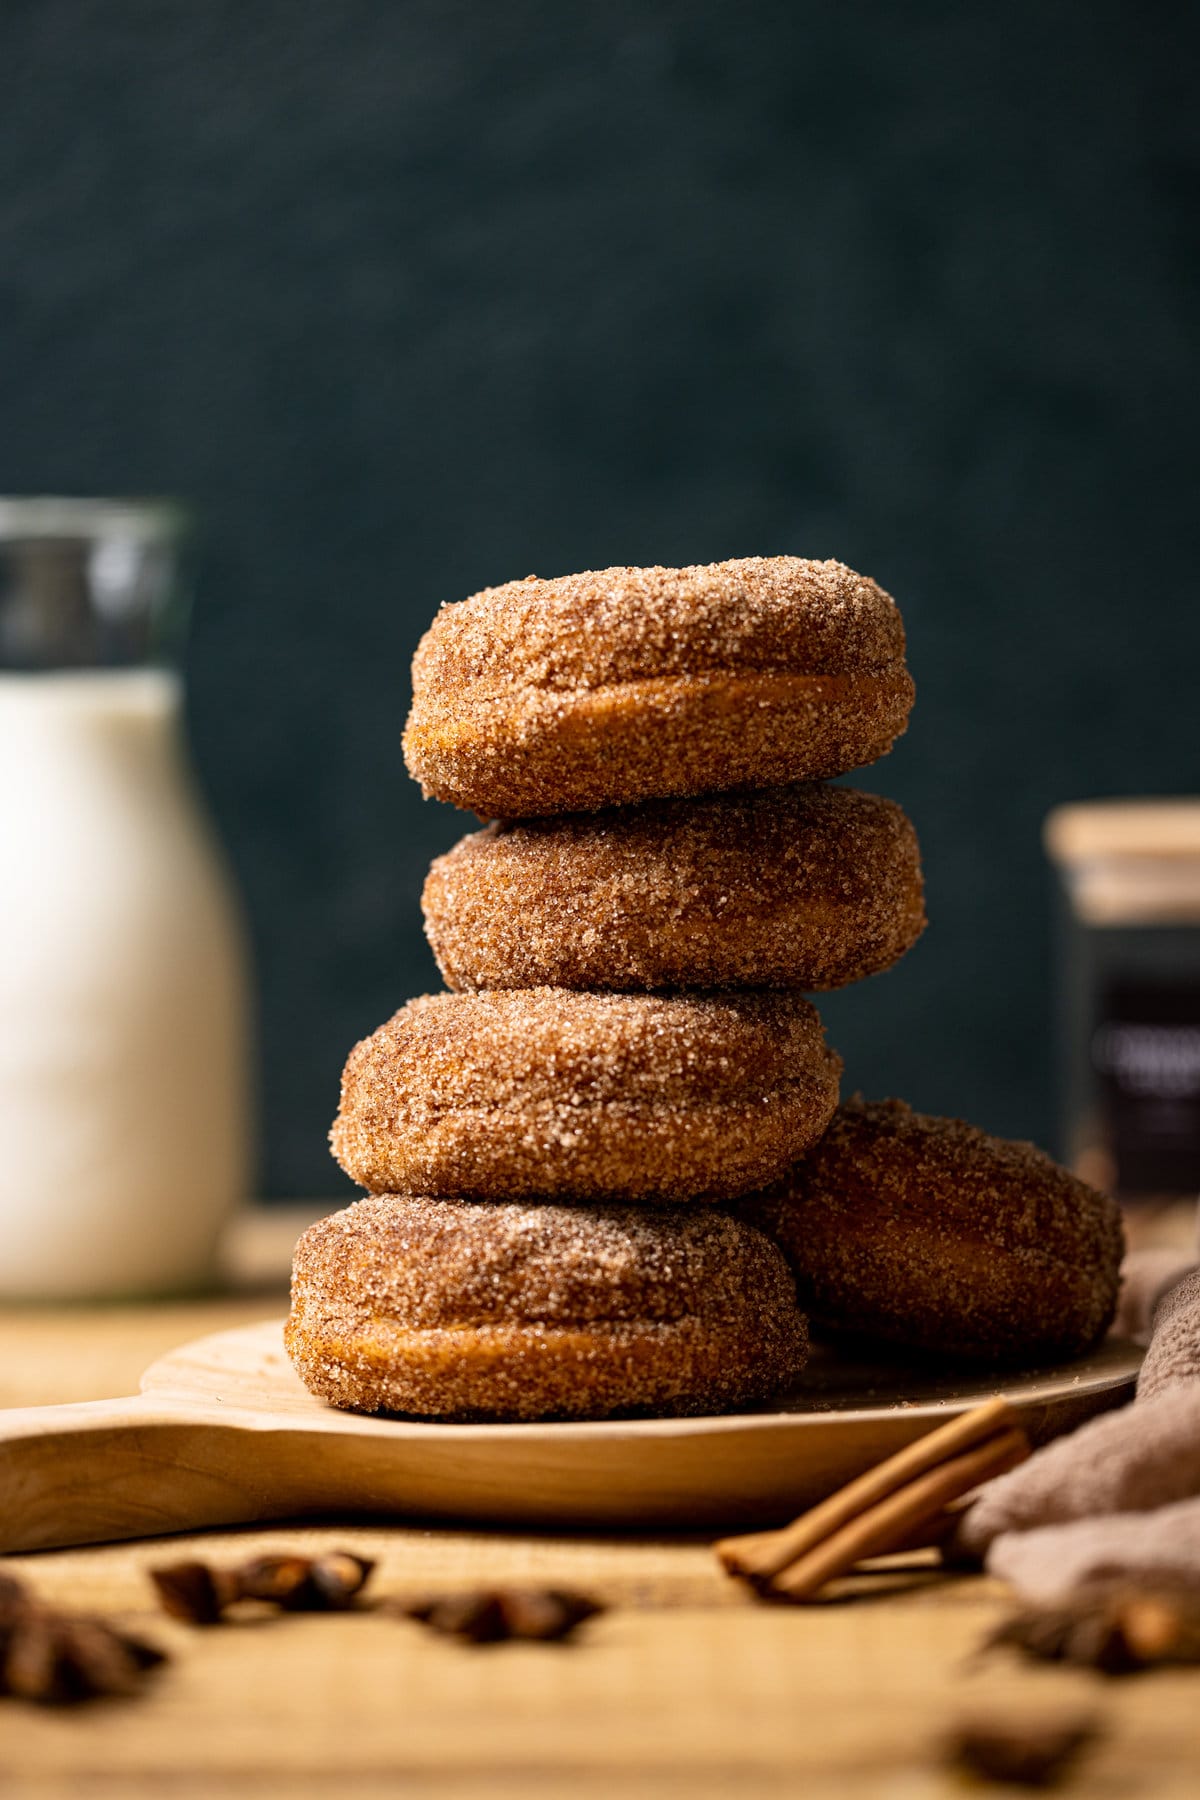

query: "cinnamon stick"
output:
716 1394 1019 1581
766 1425 1029 1601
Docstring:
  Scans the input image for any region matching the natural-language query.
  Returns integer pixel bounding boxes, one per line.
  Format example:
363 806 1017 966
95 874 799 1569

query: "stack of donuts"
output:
286 557 1123 1421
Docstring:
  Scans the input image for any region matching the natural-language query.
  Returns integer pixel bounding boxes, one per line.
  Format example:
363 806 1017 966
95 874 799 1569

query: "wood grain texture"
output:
3 1521 1199 1800
0 1210 1191 1799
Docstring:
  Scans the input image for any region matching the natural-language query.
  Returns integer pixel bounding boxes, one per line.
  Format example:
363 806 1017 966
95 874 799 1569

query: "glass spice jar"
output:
1045 798 1200 1211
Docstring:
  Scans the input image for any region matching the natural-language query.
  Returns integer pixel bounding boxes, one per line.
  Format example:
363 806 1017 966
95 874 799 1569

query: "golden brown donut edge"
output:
404 667 914 817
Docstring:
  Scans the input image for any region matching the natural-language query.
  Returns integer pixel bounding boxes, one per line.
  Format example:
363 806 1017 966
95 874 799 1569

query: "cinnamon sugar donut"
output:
330 989 841 1203
403 557 914 817
423 785 926 993
740 1098 1124 1364
285 1194 809 1419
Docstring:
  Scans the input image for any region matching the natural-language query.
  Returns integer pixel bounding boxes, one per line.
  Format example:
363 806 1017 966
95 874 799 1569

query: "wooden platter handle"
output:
0 1321 1144 1551
0 1396 284 1554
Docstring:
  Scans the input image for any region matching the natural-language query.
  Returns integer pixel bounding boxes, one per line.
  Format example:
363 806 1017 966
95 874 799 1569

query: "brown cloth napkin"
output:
987 1495 1200 1605
955 1237 1200 1603
1138 1266 1200 1398
1114 1250 1200 1349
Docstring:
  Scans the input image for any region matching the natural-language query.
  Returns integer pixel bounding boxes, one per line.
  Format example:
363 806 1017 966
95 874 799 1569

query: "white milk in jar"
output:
0 671 249 1295
0 502 249 1297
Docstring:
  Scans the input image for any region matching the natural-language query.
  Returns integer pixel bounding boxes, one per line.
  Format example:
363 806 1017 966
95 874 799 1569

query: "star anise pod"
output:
984 1588 1200 1676
0 1572 166 1707
149 1550 375 1624
0 1571 28 1623
945 1713 1100 1787
235 1552 375 1612
149 1560 241 1626
396 1587 603 1643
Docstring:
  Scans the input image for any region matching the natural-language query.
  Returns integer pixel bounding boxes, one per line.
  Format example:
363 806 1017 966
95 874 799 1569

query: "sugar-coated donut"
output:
403 557 914 817
285 1194 809 1419
740 1098 1124 1364
423 784 926 993
330 989 841 1203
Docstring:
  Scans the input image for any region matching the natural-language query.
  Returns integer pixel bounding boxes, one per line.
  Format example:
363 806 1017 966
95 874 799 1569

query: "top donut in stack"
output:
402 556 913 817
289 559 924 1422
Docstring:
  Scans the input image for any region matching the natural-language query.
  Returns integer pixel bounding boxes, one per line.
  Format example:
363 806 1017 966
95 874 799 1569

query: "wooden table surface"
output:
0 1206 1196 1799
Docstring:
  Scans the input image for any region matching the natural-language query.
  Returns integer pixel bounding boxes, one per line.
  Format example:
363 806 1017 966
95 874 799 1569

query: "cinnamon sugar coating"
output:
403 557 914 816
423 785 926 993
330 989 841 1203
285 1194 809 1420
740 1098 1124 1364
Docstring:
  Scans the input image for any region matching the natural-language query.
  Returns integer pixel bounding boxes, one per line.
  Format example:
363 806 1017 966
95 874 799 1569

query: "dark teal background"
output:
2 1 1197 1196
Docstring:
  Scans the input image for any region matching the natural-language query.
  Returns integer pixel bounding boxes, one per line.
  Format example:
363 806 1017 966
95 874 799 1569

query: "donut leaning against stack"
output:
287 555 930 1418
739 1097 1124 1364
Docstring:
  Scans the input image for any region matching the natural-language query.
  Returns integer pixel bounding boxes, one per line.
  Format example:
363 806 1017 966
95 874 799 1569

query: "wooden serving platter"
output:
0 1320 1140 1553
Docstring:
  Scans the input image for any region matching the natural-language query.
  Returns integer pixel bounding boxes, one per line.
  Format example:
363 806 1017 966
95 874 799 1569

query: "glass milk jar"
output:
0 498 250 1296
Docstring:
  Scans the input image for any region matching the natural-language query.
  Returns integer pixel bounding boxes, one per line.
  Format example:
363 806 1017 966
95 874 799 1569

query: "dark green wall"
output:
2 1 1197 1195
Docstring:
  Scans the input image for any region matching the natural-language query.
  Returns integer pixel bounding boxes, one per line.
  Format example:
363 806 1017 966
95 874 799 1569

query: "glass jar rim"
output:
0 496 190 543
